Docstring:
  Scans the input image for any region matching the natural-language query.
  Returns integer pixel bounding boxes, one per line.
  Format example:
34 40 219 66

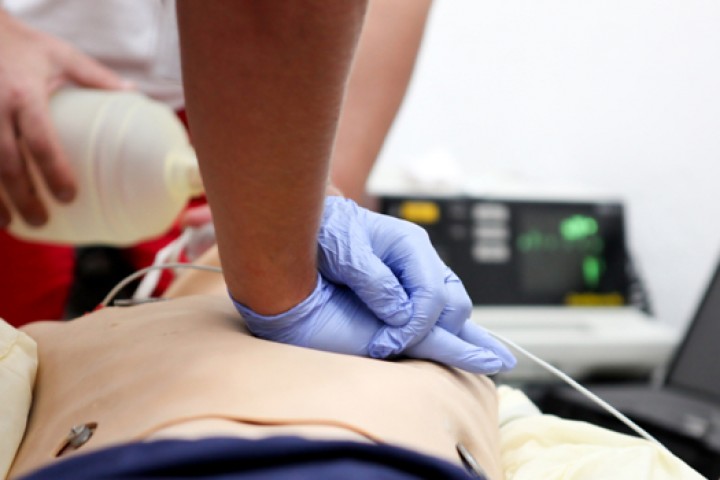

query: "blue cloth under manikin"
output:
18 436 484 480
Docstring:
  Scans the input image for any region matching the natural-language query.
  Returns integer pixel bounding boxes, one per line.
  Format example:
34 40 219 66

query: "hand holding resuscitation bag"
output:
1 88 203 246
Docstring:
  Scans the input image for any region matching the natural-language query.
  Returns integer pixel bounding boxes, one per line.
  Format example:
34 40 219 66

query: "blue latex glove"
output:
317 196 513 368
231 272 515 374
232 195 516 373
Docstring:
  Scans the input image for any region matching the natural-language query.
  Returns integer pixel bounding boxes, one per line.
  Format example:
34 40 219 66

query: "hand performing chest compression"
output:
232 196 516 374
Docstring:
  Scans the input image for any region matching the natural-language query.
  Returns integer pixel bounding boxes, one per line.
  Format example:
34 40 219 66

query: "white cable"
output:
133 229 193 300
488 329 672 454
99 263 222 308
101 262 672 454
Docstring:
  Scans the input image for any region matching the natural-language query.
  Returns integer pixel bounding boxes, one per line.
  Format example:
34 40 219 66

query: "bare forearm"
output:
177 1 367 314
330 0 432 205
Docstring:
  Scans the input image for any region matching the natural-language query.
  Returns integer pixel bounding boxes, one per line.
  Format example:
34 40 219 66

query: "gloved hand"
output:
231 272 515 374
317 196 514 372
231 195 516 373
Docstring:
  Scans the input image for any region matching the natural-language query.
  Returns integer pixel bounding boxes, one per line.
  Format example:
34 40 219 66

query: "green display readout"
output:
517 214 605 289
583 255 603 288
560 215 598 241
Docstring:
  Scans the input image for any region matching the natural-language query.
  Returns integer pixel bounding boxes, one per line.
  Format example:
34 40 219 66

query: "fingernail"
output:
480 359 503 375
368 343 396 359
503 356 517 370
369 329 407 359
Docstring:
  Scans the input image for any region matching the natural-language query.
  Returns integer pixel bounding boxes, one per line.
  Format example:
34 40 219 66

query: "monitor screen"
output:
518 209 615 299
666 260 720 401
380 196 630 306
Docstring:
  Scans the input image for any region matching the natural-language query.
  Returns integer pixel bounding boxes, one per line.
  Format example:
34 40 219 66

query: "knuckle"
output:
391 221 430 246
410 226 433 246
415 285 448 310
454 295 473 320
445 272 473 314
5 84 30 109
405 221 429 238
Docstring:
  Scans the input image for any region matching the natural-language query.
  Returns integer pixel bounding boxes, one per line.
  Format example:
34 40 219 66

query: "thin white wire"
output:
101 262 671 454
488 330 672 454
133 229 193 300
99 263 222 308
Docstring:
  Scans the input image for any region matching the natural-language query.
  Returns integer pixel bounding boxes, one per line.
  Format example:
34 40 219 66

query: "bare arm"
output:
176 1 367 315
330 0 432 206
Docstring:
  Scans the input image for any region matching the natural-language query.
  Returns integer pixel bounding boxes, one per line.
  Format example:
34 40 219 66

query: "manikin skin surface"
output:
11 248 503 480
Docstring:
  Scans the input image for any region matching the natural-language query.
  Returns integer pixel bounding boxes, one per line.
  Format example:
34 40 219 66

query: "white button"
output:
473 226 509 240
472 203 510 222
472 243 511 263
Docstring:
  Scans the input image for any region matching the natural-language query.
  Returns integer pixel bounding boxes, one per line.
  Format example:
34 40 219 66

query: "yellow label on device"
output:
399 201 440 224
565 293 625 306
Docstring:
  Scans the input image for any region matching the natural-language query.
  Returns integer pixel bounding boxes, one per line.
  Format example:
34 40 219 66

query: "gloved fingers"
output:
367 224 450 357
457 321 517 372
323 249 413 327
317 198 412 327
368 266 455 357
435 267 473 335
368 283 447 359
301 283 386 355
405 326 504 375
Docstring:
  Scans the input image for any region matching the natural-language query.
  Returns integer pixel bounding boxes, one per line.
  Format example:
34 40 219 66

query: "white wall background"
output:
373 0 720 329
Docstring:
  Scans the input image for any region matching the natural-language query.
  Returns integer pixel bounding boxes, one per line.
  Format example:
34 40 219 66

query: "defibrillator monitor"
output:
380 196 630 306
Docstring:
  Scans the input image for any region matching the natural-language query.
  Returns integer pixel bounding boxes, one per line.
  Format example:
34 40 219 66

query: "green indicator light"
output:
583 255 602 288
561 215 598 241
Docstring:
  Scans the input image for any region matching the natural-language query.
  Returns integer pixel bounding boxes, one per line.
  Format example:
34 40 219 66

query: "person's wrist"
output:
229 273 324 334
227 271 316 316
224 247 318 316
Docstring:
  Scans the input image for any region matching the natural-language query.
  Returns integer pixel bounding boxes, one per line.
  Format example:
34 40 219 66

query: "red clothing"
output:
0 109 199 327
0 232 75 327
